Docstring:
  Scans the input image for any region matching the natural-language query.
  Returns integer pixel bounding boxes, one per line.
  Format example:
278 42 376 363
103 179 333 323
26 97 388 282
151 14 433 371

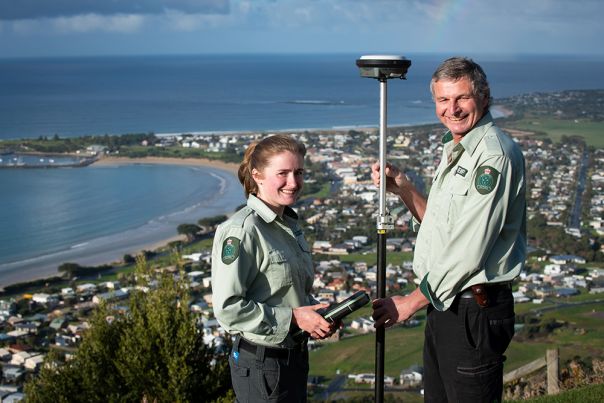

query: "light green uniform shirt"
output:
211 194 314 347
415 113 527 311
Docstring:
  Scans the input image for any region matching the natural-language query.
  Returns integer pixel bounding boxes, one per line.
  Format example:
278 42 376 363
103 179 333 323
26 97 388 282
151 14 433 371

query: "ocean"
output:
1 53 604 286
0 164 244 287
2 53 604 139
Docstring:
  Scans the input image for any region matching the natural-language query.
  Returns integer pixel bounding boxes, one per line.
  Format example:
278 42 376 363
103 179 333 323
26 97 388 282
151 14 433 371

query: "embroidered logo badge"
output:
475 166 500 195
455 166 468 177
221 237 240 265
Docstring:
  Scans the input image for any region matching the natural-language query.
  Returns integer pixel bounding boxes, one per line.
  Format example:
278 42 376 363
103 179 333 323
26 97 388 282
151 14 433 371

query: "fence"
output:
503 348 560 395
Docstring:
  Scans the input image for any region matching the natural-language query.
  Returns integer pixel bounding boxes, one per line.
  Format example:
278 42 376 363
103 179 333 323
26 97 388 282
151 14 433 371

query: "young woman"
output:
211 134 335 402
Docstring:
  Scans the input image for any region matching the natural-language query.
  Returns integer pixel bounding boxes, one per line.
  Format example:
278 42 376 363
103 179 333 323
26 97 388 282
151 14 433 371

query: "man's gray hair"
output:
430 57 491 110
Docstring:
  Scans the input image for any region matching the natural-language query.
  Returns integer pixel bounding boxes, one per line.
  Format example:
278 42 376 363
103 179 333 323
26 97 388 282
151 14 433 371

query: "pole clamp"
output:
377 213 394 230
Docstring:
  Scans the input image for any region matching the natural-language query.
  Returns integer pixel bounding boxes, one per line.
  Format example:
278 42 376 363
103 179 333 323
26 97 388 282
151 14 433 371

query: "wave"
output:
284 100 346 106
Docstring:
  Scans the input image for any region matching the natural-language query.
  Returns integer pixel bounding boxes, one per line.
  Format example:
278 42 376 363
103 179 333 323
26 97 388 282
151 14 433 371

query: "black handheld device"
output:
292 290 370 341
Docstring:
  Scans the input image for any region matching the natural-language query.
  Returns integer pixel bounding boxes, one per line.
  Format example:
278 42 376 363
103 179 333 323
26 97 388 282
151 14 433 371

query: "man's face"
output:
433 76 488 141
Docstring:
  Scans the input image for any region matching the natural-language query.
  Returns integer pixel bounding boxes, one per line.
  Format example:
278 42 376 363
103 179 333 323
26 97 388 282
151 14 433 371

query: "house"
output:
49 317 67 331
317 290 336 302
400 369 423 388
5 330 29 340
352 373 375 384
0 348 12 361
0 300 16 316
187 271 205 281
32 293 58 306
92 289 129 304
549 255 586 265
24 354 45 371
76 283 97 295
352 235 368 245
10 351 33 366
350 373 395 386
183 253 206 262
3 392 25 402
61 287 75 297
14 322 40 335
2 366 25 383
312 241 332 252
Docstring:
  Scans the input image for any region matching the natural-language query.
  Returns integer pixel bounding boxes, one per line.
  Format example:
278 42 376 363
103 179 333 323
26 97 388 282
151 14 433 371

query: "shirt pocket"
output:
446 175 471 230
266 249 294 290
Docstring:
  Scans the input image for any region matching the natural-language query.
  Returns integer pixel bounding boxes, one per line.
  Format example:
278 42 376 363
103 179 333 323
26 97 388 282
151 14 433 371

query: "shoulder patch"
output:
221 237 241 265
475 166 500 195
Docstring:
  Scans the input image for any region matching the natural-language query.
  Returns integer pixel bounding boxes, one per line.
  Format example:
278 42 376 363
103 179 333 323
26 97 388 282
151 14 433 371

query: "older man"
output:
371 57 526 402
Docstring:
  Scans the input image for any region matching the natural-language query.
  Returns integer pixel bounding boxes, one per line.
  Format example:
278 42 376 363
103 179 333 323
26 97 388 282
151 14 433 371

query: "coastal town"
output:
0 90 603 400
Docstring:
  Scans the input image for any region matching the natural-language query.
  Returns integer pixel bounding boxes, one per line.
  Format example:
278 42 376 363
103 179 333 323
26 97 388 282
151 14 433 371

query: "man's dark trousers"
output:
423 285 515 403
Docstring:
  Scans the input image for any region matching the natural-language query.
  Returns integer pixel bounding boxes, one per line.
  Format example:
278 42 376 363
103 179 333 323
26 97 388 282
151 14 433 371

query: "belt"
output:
460 282 512 298
238 337 306 360
459 282 513 307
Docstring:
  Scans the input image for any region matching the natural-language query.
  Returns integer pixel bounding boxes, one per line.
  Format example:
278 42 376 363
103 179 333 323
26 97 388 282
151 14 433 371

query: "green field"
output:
503 117 604 148
309 295 604 391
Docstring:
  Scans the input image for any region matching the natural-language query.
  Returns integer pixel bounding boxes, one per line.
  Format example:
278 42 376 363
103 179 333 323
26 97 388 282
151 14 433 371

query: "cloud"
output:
0 0 229 21
52 14 145 33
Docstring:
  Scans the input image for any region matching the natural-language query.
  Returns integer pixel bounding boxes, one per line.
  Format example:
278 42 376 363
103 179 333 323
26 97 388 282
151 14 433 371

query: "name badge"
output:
455 166 468 177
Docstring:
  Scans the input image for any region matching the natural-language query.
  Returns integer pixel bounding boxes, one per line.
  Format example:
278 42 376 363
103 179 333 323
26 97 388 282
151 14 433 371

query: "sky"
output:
0 0 602 58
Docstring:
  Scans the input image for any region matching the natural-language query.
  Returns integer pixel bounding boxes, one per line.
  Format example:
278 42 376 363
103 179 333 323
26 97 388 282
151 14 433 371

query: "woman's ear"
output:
252 168 262 183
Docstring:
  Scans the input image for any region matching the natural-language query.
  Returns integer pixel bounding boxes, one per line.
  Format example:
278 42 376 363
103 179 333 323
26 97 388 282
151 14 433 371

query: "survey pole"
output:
355 55 411 403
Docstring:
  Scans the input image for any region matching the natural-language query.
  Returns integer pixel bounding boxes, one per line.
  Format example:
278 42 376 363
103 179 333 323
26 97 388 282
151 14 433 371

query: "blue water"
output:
2 53 603 139
1 53 604 286
0 164 243 286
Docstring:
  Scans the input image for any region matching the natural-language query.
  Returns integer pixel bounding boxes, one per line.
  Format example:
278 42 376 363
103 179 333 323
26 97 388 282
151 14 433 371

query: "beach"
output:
0 156 240 290
93 156 239 175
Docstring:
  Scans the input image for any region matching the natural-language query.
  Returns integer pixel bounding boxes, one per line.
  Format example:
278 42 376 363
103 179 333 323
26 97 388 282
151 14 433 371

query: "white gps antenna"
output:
355 54 411 403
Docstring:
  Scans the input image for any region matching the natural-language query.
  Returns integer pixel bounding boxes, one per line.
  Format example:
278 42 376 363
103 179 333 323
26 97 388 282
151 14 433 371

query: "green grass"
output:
309 325 425 380
506 383 604 403
302 182 332 200
503 117 604 148
310 297 604 381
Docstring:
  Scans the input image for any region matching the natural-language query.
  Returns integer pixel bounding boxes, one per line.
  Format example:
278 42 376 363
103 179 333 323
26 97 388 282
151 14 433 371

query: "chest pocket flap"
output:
266 249 293 288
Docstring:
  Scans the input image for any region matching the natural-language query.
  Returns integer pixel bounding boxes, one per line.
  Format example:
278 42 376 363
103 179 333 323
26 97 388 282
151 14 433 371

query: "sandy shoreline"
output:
1 156 243 290
93 156 239 175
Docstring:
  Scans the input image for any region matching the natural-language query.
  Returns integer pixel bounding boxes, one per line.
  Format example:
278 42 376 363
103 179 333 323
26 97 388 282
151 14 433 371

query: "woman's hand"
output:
292 304 337 340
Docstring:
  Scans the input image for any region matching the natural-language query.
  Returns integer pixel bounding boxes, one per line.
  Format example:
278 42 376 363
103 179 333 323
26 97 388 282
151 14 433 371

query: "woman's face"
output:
253 151 304 216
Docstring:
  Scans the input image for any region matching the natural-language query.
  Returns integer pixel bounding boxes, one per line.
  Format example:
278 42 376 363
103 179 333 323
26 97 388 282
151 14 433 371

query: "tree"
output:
198 215 227 228
24 255 232 402
123 254 135 264
177 223 201 242
57 262 81 279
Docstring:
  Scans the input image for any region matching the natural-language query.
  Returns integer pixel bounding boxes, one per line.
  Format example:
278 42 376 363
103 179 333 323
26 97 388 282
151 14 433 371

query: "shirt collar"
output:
247 194 299 223
458 112 494 157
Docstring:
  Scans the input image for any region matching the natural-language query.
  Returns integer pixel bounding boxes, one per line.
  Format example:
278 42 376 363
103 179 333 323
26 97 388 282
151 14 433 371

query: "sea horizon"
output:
2 53 604 140
2 53 604 288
